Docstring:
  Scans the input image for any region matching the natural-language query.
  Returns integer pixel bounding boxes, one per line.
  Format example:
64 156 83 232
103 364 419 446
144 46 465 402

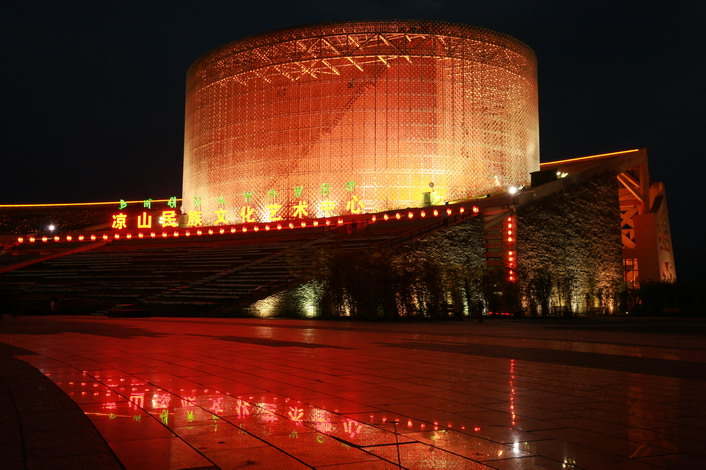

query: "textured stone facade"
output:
248 174 624 318
398 216 486 271
517 173 623 314
248 216 486 318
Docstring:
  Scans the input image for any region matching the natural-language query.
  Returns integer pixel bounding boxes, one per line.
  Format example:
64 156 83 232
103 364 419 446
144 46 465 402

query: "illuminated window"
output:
623 258 639 286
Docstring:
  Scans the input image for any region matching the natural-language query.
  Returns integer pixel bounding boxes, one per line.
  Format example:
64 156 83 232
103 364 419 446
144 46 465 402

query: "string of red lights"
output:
15 205 482 245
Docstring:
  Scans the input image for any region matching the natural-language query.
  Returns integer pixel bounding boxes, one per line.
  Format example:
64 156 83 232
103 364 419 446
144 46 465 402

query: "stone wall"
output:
246 216 486 318
517 173 623 314
397 216 486 271
246 174 624 319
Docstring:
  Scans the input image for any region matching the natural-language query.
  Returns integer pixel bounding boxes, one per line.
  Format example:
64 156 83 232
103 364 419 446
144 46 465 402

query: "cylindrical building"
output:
182 20 539 221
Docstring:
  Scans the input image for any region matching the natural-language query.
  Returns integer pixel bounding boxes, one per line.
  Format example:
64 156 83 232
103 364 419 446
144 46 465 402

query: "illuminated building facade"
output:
1 149 677 316
0 21 678 317
539 149 676 284
182 20 539 220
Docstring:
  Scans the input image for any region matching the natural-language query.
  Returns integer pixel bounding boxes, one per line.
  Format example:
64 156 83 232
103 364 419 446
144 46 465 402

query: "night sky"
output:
4 1 704 280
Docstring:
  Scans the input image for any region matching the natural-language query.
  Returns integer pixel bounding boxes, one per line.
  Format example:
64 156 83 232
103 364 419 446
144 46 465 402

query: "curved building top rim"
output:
190 19 536 70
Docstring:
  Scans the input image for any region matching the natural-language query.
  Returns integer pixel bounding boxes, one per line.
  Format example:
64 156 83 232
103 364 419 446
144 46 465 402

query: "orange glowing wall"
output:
182 21 539 220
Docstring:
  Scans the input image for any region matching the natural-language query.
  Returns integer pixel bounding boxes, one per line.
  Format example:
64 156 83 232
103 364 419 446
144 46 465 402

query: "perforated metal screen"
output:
183 20 539 222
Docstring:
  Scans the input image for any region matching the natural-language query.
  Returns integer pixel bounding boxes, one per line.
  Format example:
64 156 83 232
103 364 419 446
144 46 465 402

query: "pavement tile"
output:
0 443 25 470
532 427 675 458
108 436 214 470
171 422 267 452
636 453 706 468
203 444 310 469
2 316 705 469
484 455 574 469
366 441 494 469
518 439 665 470
24 426 110 459
26 451 122 470
316 459 402 469
91 415 176 442
20 408 99 432
263 431 386 466
297 396 381 414
401 429 533 461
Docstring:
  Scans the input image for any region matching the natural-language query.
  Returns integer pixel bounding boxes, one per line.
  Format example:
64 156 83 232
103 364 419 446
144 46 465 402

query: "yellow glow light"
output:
540 149 639 168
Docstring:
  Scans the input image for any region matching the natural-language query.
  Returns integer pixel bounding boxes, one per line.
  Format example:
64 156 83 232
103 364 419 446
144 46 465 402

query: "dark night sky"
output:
4 1 705 280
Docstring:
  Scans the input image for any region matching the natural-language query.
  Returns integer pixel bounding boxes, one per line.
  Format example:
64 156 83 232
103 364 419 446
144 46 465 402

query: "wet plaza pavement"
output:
1 316 705 469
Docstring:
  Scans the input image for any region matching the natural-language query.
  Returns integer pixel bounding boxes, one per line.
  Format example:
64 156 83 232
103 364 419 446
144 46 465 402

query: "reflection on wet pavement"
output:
1 316 705 469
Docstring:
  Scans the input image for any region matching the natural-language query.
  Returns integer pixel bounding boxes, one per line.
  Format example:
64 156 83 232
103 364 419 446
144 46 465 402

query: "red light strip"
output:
14 205 482 244
505 215 516 283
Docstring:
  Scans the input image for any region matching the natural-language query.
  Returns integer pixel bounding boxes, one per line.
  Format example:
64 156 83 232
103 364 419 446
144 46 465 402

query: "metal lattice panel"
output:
183 20 539 221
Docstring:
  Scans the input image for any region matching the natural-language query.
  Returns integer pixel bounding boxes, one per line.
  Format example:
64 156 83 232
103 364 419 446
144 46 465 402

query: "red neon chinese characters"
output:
213 209 228 225
346 195 364 214
111 213 127 230
187 211 203 227
161 210 178 228
266 203 282 222
137 212 153 228
292 201 309 218
240 206 255 223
